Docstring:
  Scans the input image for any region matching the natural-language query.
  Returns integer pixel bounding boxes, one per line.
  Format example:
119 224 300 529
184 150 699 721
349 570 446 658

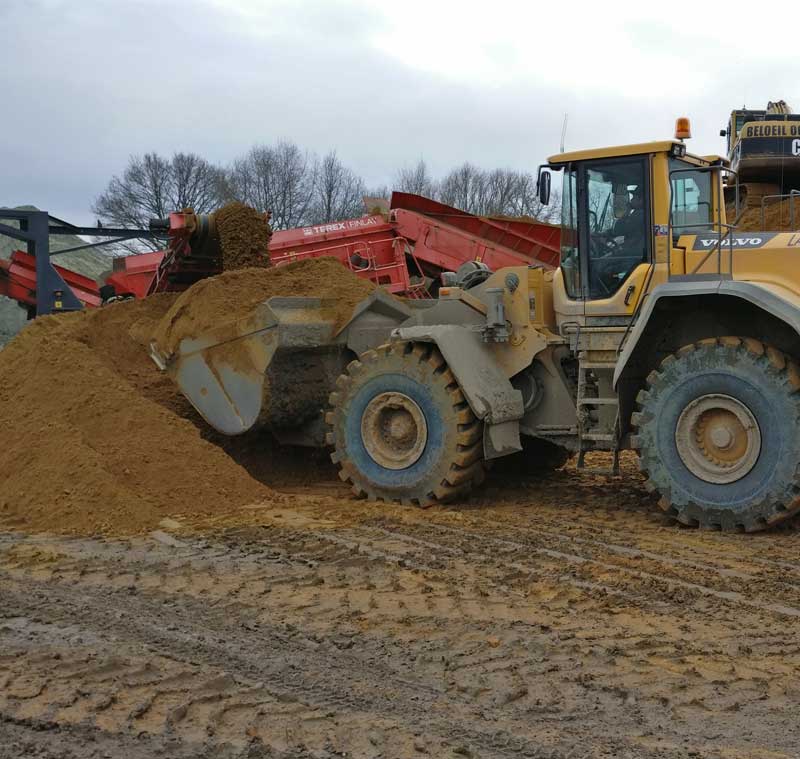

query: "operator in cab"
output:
612 185 645 251
589 182 647 297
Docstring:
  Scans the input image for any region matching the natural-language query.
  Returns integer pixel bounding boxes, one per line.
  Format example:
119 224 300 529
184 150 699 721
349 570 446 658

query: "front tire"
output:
633 337 800 531
326 342 487 506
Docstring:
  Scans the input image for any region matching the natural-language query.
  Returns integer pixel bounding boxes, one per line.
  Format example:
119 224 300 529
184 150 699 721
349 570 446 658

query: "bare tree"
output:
366 184 390 202
483 170 561 223
434 164 560 223
480 169 522 216
514 175 561 224
267 141 317 229
225 147 273 215
226 141 317 230
93 152 225 251
395 159 435 197
393 159 560 222
95 142 561 254
171 153 225 213
437 163 487 214
309 150 365 224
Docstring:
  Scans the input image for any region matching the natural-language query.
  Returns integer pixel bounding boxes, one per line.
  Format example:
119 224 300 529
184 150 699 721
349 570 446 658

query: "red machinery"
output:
145 211 223 295
267 193 561 297
269 214 430 297
0 250 102 313
0 194 562 315
106 250 173 300
0 208 166 316
387 192 560 271
139 192 561 298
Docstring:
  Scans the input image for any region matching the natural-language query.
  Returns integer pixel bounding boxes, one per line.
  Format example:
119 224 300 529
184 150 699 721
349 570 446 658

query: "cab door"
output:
579 156 653 320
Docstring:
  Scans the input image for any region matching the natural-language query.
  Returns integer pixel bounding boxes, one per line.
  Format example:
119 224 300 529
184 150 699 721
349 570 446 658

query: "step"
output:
576 465 620 476
580 362 618 370
577 397 619 406
580 432 616 442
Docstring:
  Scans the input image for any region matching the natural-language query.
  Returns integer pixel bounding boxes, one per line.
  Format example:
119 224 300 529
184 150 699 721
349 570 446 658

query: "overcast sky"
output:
3 0 798 225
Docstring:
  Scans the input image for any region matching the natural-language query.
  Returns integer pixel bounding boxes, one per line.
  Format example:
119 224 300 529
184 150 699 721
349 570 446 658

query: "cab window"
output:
669 159 712 239
584 158 649 299
560 167 580 298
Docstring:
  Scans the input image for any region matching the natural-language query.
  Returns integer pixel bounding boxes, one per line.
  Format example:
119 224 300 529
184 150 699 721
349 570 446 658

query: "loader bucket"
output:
150 290 416 442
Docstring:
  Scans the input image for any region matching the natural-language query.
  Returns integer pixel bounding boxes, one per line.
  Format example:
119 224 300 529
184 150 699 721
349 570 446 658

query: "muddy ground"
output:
3 453 800 759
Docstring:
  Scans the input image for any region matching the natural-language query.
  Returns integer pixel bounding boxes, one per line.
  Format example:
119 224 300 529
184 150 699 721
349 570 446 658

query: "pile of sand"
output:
215 202 272 270
153 257 377 355
0 259 384 536
0 295 271 536
736 197 800 232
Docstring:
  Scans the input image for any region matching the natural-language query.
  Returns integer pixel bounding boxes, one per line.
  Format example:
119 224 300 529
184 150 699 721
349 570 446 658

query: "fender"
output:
391 324 524 459
614 279 800 387
341 289 417 356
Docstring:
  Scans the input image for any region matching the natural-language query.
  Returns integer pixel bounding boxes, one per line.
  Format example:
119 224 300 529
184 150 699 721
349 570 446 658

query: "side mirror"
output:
537 169 551 206
719 128 727 137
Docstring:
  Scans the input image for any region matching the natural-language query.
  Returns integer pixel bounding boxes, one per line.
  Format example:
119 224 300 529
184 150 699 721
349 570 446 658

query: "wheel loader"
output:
152 126 800 533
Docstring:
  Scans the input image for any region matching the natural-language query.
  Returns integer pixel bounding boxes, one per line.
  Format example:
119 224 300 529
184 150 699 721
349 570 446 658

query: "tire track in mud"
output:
3 517 800 759
255 511 800 749
465 502 800 606
1 579 576 759
227 506 800 623
0 535 604 759
5 517 797 645
389 519 800 618
469 495 800 579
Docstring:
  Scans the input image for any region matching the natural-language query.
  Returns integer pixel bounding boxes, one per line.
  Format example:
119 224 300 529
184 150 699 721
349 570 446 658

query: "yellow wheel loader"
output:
152 129 800 532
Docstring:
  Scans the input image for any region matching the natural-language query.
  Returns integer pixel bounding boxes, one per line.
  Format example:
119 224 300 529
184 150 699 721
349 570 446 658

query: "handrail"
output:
667 221 737 276
760 190 800 229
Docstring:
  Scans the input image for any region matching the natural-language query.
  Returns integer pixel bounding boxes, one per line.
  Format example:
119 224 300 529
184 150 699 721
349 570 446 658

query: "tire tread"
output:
634 336 800 532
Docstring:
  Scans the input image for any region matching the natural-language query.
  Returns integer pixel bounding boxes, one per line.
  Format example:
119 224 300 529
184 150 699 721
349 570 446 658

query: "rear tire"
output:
326 342 487 506
633 337 800 532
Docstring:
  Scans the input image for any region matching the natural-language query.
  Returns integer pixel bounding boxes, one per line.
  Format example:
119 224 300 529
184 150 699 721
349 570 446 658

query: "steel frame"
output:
0 209 163 316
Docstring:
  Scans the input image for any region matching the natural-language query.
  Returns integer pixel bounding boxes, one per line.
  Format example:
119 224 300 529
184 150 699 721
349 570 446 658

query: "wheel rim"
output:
360 392 428 470
675 393 761 484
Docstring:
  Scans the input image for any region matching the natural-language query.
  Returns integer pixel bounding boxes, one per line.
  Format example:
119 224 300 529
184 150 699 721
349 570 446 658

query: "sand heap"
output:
0 259 384 536
0 294 271 536
153 257 377 355
214 202 272 270
736 197 800 232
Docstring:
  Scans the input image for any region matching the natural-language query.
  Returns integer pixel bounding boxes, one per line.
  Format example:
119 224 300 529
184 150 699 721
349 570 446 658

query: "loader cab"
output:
542 141 726 329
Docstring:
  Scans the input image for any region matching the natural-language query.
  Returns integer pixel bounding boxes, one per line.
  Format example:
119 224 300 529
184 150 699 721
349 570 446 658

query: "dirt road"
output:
3 454 800 758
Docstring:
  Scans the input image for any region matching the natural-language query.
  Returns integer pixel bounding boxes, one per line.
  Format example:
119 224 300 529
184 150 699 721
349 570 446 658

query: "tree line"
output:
92 141 560 250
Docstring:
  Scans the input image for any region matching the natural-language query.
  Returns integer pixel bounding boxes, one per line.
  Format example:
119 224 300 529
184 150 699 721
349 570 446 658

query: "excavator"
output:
152 118 800 533
721 100 800 209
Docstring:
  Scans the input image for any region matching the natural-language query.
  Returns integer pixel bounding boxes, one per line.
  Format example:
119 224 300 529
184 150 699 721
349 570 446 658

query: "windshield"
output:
670 159 713 240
